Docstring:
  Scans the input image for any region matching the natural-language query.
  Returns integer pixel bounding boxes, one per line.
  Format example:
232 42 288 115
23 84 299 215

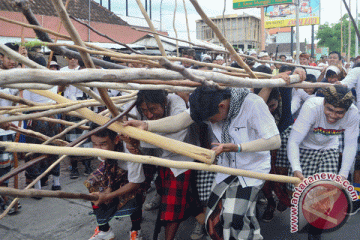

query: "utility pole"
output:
108 0 111 12
356 0 359 56
348 0 352 62
126 0 128 16
295 0 300 64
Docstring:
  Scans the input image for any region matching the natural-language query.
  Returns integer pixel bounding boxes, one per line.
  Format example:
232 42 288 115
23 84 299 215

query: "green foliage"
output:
16 40 47 49
316 14 360 56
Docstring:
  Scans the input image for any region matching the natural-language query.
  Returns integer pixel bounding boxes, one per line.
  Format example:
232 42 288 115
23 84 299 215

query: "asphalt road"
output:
1 159 360 240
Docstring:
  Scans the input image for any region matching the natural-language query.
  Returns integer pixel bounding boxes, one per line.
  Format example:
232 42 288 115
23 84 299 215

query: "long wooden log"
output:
0 68 300 89
189 0 257 78
30 89 215 164
13 1 127 70
0 155 48 185
0 187 98 201
0 142 301 185
51 0 119 118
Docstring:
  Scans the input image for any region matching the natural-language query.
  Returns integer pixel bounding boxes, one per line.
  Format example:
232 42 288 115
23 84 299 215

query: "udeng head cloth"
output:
321 85 354 111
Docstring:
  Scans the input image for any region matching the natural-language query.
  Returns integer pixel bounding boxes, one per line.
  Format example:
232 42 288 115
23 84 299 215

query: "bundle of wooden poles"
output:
0 0 331 219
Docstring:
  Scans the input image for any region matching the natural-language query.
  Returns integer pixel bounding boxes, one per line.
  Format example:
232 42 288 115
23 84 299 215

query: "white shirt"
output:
288 97 359 177
0 87 19 136
291 88 314 116
23 87 57 104
132 94 191 177
60 66 85 101
341 67 360 110
206 93 279 187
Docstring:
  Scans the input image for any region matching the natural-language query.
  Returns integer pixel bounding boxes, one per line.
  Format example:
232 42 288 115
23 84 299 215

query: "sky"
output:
93 0 359 44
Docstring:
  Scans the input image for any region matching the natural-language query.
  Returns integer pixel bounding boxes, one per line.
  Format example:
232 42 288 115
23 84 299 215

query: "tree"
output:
316 14 359 56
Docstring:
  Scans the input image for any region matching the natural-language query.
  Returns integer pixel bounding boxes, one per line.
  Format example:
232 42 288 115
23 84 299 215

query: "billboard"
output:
265 0 320 29
233 0 294 9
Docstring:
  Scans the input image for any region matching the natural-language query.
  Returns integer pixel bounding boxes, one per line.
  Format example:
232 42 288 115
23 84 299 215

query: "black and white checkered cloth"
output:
287 148 339 191
196 170 216 203
206 176 263 240
275 125 292 168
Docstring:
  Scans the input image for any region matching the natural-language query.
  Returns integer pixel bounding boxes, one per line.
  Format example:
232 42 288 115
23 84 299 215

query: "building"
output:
0 0 165 46
196 13 261 51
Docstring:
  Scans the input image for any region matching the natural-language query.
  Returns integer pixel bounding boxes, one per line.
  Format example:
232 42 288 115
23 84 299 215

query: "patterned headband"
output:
321 86 354 110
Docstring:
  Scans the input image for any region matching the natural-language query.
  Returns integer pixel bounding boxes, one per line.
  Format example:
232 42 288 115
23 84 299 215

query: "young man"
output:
126 87 282 240
287 85 359 239
0 42 21 214
60 58 93 178
86 124 145 240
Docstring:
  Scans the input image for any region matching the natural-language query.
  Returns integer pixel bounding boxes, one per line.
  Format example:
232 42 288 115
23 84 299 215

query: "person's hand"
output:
211 143 237 156
123 120 148 131
273 71 291 85
293 68 306 82
91 190 111 206
293 170 305 187
126 143 141 155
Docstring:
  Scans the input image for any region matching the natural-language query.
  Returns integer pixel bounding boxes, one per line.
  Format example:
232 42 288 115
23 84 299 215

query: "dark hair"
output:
279 55 286 59
253 65 272 74
189 86 231 123
253 87 280 103
135 90 168 116
0 42 19 56
33 56 47 67
329 51 341 60
305 74 317 83
325 69 339 79
89 123 123 153
90 123 118 140
279 65 295 73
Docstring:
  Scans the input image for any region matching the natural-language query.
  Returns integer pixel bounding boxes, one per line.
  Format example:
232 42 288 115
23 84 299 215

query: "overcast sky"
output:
93 0 359 43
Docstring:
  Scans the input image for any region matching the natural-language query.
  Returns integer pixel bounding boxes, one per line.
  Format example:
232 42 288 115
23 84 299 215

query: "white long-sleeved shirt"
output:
287 97 359 178
341 67 360 110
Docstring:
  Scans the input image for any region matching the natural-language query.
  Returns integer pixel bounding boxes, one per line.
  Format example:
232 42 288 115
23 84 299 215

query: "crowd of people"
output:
1 42 360 240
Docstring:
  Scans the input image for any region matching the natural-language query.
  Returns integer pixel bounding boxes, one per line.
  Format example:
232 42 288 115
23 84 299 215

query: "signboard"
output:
265 0 320 29
233 0 294 9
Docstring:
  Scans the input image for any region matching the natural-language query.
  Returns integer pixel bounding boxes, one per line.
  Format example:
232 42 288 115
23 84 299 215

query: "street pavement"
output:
1 158 360 240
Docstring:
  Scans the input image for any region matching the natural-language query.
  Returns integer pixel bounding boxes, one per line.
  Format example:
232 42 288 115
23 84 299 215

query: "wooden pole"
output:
0 187 98 201
0 142 301 185
189 0 257 79
51 0 119 118
135 0 167 56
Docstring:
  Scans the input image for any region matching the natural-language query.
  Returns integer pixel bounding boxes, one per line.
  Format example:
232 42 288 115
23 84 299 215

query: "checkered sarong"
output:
196 170 216 203
0 134 14 169
206 176 263 240
156 167 201 221
287 148 339 191
275 125 292 168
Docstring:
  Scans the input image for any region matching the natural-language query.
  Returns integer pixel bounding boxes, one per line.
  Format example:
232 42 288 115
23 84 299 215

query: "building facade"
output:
196 13 261 51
